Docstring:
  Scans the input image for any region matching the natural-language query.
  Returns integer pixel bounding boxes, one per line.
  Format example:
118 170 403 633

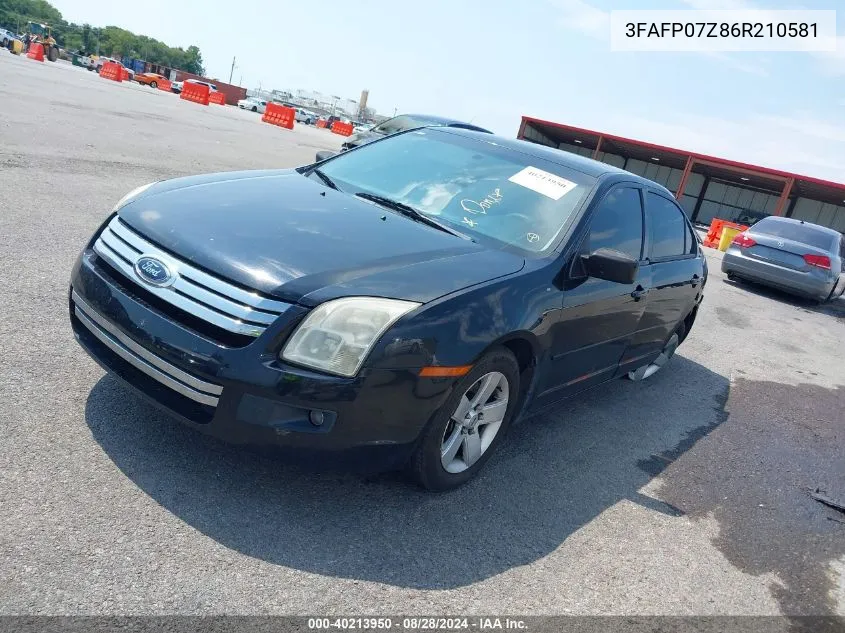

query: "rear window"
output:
753 219 836 251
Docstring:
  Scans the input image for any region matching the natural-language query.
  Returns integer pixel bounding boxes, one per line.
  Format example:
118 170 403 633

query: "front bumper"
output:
722 247 835 301
70 250 452 471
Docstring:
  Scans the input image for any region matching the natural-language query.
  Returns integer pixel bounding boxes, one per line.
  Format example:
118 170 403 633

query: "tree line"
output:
0 0 205 74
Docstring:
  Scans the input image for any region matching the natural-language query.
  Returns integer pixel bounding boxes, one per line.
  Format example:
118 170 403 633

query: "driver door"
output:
535 185 650 405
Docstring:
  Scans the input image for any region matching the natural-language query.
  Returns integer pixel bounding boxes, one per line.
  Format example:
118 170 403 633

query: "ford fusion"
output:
70 128 706 490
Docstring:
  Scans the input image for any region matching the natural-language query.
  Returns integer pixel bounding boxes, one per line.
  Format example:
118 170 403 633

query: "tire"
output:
47 46 58 62
150 81 157 89
252 106 257 112
409 348 520 491
627 322 685 382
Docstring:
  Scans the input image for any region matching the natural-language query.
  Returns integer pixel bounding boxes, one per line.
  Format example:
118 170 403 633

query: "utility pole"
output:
229 56 236 84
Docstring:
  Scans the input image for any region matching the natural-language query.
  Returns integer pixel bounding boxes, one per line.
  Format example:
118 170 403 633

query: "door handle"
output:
690 274 700 288
631 286 649 301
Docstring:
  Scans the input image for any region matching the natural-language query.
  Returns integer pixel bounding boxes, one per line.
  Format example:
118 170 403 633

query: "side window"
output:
647 192 688 259
685 221 698 255
586 187 644 260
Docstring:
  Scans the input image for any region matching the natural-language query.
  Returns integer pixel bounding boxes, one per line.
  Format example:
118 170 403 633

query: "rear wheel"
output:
252 106 257 112
628 324 685 382
47 46 58 62
410 348 520 491
150 81 157 89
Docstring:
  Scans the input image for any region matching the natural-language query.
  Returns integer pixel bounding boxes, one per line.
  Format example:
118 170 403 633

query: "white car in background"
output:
86 56 119 72
295 108 318 125
172 79 218 94
238 97 268 113
1 28 16 49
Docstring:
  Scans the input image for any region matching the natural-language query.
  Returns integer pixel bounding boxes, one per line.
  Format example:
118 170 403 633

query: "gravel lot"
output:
1 54 844 621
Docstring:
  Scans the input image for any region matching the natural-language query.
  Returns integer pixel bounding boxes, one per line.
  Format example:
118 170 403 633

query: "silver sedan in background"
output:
722 216 845 303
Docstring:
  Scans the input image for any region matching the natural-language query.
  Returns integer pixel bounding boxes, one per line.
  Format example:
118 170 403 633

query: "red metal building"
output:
517 116 845 234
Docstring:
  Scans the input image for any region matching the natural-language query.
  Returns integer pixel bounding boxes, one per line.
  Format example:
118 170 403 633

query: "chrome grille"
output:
93 215 290 337
72 291 222 407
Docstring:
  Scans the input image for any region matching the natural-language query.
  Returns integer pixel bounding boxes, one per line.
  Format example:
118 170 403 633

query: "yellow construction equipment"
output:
25 22 60 62
8 38 24 55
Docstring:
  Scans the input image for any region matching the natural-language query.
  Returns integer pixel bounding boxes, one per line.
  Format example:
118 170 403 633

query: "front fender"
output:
365 264 559 372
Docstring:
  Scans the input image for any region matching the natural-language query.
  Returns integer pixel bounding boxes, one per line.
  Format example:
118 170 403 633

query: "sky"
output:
50 0 844 183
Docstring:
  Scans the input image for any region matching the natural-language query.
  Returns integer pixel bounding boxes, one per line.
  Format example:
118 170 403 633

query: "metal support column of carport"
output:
674 157 794 216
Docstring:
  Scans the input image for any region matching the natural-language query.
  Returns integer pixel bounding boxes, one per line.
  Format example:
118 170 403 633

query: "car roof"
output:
400 114 493 134
432 127 660 184
754 215 843 237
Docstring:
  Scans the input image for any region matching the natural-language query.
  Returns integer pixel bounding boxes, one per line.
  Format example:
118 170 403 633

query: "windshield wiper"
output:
312 168 340 191
354 192 473 241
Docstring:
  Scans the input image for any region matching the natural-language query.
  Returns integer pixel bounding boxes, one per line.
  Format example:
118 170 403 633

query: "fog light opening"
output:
309 410 326 427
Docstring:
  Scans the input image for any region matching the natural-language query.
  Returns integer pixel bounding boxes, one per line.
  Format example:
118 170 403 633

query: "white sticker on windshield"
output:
508 167 577 200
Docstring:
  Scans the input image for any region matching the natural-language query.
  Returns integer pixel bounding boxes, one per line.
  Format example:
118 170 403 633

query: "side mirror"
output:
581 248 639 284
315 150 338 162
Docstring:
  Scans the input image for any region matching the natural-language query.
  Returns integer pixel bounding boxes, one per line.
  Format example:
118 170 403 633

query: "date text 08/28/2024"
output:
307 618 527 630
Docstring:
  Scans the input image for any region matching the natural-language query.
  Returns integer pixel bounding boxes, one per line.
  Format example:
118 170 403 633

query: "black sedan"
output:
69 128 706 490
338 113 492 152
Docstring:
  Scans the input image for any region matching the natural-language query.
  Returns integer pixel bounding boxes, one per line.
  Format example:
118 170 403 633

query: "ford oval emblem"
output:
134 256 175 287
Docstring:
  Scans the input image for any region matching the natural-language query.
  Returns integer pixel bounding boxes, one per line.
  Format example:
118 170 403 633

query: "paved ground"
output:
1 53 844 621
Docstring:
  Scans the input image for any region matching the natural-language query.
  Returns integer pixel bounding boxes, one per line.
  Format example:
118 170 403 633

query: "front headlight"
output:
281 297 420 377
113 182 157 212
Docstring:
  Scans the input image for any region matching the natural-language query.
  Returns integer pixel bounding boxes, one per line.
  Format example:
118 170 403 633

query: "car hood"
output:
117 170 525 306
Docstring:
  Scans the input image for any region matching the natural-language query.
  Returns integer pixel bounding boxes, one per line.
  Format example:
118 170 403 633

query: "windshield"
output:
313 128 595 253
372 115 451 136
753 218 837 251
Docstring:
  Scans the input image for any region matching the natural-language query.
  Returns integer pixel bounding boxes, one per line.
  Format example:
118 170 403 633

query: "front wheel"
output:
150 81 157 89
410 348 520 491
252 106 257 112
